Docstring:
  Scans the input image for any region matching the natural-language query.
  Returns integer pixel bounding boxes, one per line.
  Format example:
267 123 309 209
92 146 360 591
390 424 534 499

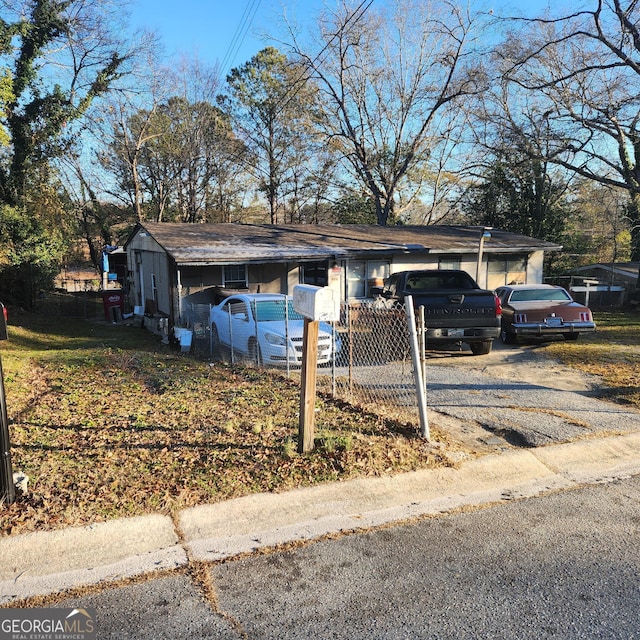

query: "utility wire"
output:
227 0 375 184
219 0 263 78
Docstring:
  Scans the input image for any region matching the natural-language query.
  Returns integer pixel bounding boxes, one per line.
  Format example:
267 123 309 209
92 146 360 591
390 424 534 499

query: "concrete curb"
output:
531 431 640 484
0 515 186 603
2 433 640 604
178 449 573 562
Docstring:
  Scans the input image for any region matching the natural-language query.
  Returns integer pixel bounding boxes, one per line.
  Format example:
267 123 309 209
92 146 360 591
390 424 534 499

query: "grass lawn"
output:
543 309 640 409
0 307 637 537
0 309 455 536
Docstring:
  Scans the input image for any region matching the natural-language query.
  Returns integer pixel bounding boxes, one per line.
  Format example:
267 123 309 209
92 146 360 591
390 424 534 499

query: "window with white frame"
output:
346 260 390 298
223 264 248 289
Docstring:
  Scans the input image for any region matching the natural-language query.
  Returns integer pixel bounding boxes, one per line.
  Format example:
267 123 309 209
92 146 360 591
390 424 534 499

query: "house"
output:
123 222 562 328
569 262 640 307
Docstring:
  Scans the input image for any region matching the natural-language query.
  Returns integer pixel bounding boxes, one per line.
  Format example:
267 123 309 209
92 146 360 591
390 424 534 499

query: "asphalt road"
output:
57 475 640 640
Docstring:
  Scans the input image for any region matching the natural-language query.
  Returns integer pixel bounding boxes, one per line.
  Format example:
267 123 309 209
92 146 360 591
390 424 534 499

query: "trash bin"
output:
173 327 193 353
101 291 124 323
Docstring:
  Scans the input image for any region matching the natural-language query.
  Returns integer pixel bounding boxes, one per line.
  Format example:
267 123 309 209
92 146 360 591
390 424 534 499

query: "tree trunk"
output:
628 194 640 305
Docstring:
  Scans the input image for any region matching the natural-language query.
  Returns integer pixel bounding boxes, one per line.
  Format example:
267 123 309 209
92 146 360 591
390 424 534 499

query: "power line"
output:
227 0 375 183
219 0 263 78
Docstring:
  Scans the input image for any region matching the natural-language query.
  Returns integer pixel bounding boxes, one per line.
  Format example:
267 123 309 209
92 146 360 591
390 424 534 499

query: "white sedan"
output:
209 293 340 366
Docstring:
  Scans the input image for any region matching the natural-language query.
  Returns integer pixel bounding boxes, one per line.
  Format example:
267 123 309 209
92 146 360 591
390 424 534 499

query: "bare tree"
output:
55 33 165 268
290 0 489 225
0 0 140 205
94 54 250 224
497 1 640 297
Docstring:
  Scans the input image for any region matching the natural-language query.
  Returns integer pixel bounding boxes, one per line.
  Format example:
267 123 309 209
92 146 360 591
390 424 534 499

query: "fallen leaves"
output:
1 312 448 537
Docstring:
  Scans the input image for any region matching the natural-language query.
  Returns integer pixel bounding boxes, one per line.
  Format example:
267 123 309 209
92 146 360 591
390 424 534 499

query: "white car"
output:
209 293 341 366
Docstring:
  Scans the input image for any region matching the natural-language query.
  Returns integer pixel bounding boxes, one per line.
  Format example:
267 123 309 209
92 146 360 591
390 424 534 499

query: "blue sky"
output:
128 0 554 77
128 0 325 77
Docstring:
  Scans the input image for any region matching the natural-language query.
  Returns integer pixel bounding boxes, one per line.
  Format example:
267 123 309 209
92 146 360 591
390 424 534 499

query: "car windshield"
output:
405 273 476 290
253 300 304 322
509 288 572 302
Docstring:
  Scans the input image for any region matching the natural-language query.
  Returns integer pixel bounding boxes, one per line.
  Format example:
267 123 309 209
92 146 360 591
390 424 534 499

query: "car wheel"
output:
500 327 516 345
470 340 492 356
564 333 580 341
211 324 220 354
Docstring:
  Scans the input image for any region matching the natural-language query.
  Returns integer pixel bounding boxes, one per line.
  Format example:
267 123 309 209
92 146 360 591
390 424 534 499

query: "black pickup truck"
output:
372 269 502 355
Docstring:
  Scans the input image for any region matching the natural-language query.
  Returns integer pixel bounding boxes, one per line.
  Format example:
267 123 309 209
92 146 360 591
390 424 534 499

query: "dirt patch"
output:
421 339 610 452
428 340 604 393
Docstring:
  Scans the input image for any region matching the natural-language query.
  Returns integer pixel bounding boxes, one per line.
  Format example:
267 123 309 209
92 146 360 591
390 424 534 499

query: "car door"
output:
215 298 250 352
227 299 255 354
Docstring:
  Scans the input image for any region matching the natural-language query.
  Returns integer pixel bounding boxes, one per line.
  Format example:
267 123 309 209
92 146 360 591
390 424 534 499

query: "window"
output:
406 272 476 290
488 255 527 289
254 300 303 322
151 273 158 302
301 262 328 287
439 256 461 270
347 260 390 298
510 288 571 302
223 265 247 289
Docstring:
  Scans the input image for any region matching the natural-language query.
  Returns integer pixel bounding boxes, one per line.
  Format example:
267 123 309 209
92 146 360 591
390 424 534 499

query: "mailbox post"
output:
293 286 340 453
0 302 15 504
298 318 319 453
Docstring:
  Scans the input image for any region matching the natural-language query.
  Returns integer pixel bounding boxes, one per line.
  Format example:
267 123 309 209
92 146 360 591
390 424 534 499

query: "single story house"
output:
123 222 562 327
569 262 640 307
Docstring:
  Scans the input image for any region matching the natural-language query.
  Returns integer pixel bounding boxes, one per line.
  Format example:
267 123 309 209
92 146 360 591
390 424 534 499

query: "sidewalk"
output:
2 430 640 604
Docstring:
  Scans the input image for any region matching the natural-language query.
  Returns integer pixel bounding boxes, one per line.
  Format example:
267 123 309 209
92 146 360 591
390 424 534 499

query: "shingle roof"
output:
129 222 562 266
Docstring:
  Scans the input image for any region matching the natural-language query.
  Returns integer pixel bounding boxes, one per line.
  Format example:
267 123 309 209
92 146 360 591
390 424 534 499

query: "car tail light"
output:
580 311 591 321
494 294 502 317
515 313 527 323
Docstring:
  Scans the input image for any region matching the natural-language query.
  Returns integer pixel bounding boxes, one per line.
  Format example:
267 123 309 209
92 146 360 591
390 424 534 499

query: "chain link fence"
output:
34 291 423 428
327 303 419 424
34 290 105 320
183 299 421 426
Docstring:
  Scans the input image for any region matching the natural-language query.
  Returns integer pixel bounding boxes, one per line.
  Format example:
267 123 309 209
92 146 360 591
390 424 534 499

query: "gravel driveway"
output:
424 341 640 447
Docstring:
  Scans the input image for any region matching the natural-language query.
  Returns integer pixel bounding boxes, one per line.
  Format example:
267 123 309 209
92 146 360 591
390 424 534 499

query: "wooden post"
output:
298 318 319 453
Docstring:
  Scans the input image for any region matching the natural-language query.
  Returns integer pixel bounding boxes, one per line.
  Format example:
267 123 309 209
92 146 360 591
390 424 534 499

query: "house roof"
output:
573 262 639 281
127 222 563 266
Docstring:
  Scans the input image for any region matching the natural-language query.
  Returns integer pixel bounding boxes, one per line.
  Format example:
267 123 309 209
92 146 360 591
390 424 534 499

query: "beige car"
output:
496 284 596 344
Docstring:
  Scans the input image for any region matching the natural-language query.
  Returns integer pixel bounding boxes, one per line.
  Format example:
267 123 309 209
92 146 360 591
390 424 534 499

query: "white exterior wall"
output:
525 250 545 283
389 250 546 289
126 230 173 316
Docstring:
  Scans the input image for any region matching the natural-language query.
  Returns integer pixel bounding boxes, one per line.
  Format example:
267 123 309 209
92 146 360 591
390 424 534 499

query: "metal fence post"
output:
0 355 15 503
419 305 426 385
405 297 430 439
348 302 353 397
209 304 213 357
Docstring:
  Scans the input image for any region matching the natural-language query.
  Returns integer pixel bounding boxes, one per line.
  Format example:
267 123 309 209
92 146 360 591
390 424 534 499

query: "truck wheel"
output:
470 340 492 356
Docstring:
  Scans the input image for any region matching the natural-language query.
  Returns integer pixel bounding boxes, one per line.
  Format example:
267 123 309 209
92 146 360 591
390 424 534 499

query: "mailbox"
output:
0 303 7 340
293 285 340 322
